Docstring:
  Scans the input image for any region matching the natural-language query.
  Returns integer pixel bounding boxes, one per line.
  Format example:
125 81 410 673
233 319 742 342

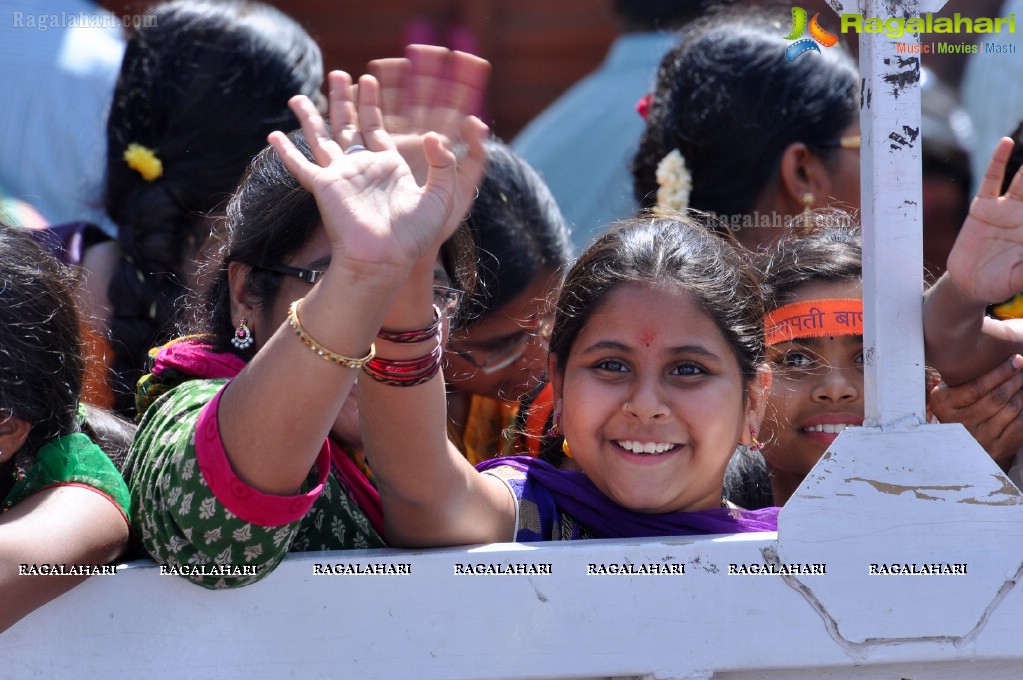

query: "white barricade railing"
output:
7 1 1023 677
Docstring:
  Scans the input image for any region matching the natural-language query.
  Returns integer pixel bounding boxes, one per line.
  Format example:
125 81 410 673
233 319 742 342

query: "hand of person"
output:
268 72 488 281
367 46 491 237
929 354 1023 471
946 137 1023 305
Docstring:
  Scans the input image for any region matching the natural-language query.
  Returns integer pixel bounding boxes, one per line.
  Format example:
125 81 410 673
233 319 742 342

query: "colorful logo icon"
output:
784 7 839 62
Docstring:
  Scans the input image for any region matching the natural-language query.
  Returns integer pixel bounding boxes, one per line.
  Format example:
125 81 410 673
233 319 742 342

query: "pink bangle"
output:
376 305 442 344
362 334 443 387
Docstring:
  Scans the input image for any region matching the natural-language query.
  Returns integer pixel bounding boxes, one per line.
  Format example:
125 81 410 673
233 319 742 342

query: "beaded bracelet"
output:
362 334 443 387
376 305 442 344
288 299 376 369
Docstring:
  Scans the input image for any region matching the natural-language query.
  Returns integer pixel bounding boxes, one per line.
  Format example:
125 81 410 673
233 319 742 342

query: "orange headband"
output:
764 298 863 346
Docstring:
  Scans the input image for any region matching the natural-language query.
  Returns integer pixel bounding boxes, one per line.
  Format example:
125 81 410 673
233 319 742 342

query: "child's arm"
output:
923 137 1023 385
0 486 128 633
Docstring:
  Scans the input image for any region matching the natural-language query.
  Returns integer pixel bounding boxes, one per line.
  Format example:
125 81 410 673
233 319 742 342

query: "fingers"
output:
976 137 1016 200
405 44 492 138
268 130 318 192
456 115 490 190
964 354 1023 405
288 94 342 168
328 71 361 151
355 75 393 152
367 57 409 133
406 45 450 131
1006 140 1023 202
930 355 1023 455
441 51 490 115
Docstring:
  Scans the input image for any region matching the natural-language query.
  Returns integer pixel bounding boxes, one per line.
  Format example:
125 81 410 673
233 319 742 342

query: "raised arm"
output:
216 72 479 496
924 137 1023 385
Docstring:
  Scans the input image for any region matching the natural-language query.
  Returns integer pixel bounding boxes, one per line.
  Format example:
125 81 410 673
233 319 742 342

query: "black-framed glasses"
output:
262 262 462 315
260 263 325 284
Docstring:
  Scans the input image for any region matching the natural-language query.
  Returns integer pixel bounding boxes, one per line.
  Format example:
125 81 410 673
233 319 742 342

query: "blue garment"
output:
0 0 124 236
513 32 678 253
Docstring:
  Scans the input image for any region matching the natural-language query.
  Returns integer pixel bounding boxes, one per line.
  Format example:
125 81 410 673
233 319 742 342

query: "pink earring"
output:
749 425 763 452
231 317 254 350
548 411 561 437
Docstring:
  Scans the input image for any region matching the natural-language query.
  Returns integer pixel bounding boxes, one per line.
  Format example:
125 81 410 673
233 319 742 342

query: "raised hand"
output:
268 72 488 280
947 137 1023 304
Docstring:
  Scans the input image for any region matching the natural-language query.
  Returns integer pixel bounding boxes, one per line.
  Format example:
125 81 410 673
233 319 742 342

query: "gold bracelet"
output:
287 299 376 369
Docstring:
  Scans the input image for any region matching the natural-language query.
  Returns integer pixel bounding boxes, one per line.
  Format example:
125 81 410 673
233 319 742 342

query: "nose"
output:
623 376 670 421
810 365 860 404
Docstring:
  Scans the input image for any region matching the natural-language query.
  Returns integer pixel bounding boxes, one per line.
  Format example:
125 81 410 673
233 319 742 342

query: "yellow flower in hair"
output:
993 292 1023 320
123 143 163 181
653 148 692 216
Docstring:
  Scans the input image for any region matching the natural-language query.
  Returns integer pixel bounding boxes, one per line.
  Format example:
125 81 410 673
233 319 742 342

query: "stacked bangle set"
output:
287 298 443 387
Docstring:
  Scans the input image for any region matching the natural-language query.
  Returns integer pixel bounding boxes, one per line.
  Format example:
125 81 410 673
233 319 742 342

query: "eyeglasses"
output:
260 263 325 284
261 262 463 316
432 285 464 314
813 135 861 150
448 313 553 375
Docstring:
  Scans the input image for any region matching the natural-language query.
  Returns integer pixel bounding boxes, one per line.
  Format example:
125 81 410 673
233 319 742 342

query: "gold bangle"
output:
287 299 375 369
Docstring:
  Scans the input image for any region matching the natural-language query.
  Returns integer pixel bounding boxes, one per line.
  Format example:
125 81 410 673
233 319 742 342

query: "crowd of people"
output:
2 0 1023 633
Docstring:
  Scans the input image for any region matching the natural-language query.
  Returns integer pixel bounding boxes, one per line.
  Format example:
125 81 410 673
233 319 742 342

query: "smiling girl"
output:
757 226 864 506
354 216 779 545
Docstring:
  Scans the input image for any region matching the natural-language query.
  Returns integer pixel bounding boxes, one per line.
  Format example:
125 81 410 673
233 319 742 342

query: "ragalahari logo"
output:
784 7 839 61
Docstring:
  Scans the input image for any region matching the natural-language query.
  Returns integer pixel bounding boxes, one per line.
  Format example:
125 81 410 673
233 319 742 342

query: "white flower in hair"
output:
653 148 692 216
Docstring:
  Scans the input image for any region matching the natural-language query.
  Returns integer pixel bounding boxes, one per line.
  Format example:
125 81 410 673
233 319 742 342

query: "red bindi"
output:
638 330 657 347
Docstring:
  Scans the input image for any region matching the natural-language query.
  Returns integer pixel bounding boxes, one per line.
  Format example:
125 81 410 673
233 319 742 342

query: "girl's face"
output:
760 280 864 483
551 283 765 514
445 270 555 402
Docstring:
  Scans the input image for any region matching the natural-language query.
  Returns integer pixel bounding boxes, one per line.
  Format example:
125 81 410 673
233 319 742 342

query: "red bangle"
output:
376 305 442 344
362 334 443 387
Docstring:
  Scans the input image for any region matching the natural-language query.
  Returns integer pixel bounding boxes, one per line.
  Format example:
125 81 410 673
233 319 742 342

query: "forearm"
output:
0 488 127 633
923 273 1023 385
219 268 401 495
359 261 514 547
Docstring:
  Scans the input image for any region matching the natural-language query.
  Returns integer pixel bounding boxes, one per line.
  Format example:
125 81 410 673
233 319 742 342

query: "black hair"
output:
0 224 136 480
460 139 571 325
104 0 323 413
0 223 84 470
757 221 862 310
633 8 858 232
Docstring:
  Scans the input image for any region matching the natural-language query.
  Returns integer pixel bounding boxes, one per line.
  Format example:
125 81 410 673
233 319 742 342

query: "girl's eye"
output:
673 362 704 376
596 359 628 373
779 351 814 368
854 351 865 366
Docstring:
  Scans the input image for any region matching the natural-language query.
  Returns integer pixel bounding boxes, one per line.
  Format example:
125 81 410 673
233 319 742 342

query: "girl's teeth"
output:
619 441 674 454
802 423 852 434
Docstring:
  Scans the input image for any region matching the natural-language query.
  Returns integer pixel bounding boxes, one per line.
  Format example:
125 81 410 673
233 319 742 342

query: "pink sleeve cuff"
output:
194 387 329 527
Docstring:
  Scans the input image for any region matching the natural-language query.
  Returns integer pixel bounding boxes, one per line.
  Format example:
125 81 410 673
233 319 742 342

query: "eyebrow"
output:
577 340 723 361
789 335 864 349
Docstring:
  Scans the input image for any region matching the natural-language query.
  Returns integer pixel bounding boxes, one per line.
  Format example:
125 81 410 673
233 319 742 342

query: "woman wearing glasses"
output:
121 50 490 588
443 140 571 464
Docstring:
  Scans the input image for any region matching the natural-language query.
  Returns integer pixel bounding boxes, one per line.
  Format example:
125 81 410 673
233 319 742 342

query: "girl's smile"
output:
552 283 763 514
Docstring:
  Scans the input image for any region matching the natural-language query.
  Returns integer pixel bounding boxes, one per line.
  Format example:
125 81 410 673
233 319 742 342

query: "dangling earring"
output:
231 317 254 350
801 192 815 215
548 412 561 437
562 439 574 459
749 425 763 452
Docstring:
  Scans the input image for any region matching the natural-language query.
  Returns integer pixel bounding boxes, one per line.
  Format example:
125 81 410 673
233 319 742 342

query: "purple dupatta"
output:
476 456 778 541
